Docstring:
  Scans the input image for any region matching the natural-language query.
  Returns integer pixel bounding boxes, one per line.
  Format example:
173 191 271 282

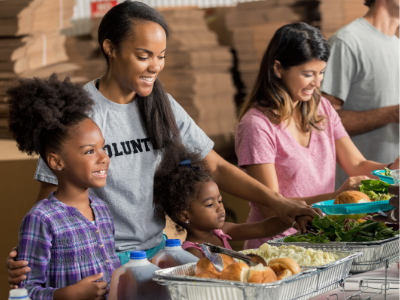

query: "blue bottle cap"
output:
165 239 181 247
130 250 147 260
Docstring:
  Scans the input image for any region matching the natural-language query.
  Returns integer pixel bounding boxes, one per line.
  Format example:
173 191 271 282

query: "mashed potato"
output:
241 244 337 266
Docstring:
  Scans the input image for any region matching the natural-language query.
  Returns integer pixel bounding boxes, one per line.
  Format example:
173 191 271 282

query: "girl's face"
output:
186 181 225 231
276 58 326 104
108 21 166 97
51 119 110 189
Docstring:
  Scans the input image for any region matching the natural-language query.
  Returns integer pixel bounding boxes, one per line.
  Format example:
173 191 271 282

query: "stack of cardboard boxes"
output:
64 34 105 84
158 8 237 154
0 0 77 138
320 0 368 39
225 0 301 94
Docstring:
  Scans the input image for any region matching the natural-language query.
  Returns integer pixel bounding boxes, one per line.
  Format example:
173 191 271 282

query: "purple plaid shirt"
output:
17 193 121 299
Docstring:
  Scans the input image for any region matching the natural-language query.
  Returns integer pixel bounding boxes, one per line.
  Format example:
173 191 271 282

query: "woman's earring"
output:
185 220 189 224
58 168 62 171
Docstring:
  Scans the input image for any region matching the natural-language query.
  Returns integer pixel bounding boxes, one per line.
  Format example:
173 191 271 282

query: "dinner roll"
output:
268 257 301 275
194 271 220 279
334 191 371 204
247 264 278 284
275 269 292 280
219 262 249 282
195 258 221 277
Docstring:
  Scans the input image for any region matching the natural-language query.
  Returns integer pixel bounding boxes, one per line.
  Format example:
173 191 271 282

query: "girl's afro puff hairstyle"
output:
7 74 94 162
154 143 215 233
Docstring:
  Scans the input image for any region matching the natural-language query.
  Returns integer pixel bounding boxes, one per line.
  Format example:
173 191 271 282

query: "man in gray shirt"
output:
322 0 399 188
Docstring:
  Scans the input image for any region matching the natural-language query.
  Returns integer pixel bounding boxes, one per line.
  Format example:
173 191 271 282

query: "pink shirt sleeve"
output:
320 97 349 141
235 109 277 168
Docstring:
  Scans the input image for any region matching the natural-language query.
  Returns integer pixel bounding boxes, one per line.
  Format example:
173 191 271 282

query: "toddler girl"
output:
8 75 121 300
153 145 311 258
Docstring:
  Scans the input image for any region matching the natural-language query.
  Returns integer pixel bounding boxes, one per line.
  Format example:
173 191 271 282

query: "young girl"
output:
235 22 399 250
8 75 121 299
153 145 311 259
7 2 317 285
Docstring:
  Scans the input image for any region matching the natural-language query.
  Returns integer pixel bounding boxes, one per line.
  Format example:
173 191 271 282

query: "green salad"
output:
380 167 392 177
359 179 392 201
284 215 399 243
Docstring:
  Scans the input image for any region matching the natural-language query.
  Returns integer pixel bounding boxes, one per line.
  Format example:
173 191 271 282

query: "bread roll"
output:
247 264 278 284
275 269 292 280
219 262 249 282
195 258 221 277
334 191 371 204
268 258 301 275
194 272 220 279
220 254 236 268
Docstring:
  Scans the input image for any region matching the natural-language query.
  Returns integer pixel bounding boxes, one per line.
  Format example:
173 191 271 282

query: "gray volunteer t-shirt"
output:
34 80 214 251
321 18 399 188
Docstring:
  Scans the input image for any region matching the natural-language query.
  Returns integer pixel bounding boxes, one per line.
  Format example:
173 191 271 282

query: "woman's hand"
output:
54 273 108 300
5 247 30 289
336 175 369 195
373 186 399 224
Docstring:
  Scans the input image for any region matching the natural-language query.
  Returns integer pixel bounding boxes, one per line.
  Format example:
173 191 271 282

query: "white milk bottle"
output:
109 250 169 300
8 289 31 300
152 239 199 269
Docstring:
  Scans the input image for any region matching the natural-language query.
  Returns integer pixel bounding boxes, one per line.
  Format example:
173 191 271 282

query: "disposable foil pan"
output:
154 251 362 300
268 236 399 273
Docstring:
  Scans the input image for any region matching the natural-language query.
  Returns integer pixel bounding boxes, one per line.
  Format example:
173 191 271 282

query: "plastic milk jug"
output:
152 239 199 269
9 289 31 300
108 250 168 300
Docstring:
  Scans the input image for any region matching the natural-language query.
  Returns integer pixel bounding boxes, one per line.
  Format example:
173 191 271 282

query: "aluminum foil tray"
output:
153 251 362 300
268 236 399 273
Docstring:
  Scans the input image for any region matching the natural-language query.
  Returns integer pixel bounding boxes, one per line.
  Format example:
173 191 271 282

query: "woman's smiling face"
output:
276 58 326 104
106 21 167 97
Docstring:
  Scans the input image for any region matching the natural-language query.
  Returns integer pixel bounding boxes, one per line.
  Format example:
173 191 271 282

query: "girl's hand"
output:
54 273 108 300
337 176 369 195
74 273 108 300
5 247 30 289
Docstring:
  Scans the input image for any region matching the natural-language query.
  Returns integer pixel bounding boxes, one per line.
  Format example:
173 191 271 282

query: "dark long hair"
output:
238 22 330 133
98 1 180 150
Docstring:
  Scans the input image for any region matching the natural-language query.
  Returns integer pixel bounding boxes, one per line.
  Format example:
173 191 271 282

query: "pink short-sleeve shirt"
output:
235 97 349 249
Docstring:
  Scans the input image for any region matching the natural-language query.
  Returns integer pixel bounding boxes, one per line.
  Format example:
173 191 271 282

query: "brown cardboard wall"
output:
0 159 40 299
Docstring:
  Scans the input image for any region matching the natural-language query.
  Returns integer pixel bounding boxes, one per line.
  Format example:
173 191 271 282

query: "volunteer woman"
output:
6 2 318 287
235 22 399 249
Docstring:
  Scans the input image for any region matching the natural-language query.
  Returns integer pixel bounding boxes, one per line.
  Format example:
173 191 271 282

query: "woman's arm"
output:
203 150 319 230
246 163 366 209
335 137 399 176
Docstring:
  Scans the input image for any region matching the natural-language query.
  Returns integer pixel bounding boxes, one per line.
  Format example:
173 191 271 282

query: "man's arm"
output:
322 93 399 136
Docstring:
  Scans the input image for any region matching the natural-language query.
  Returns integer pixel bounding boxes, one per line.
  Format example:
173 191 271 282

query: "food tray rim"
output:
153 251 362 288
311 199 394 215
267 234 399 246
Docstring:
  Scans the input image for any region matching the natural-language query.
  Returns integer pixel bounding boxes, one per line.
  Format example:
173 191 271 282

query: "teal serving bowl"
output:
372 170 394 184
312 199 394 215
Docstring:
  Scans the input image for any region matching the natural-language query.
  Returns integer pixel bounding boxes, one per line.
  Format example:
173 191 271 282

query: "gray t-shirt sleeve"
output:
168 94 214 159
321 38 357 103
34 157 58 185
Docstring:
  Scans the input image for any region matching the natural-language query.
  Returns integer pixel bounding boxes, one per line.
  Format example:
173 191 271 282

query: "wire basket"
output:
268 236 399 273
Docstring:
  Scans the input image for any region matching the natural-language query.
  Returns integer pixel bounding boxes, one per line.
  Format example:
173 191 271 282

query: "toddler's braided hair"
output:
154 144 215 233
7 74 94 163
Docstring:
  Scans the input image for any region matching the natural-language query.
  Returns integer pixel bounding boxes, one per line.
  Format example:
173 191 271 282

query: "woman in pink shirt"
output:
235 22 399 250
